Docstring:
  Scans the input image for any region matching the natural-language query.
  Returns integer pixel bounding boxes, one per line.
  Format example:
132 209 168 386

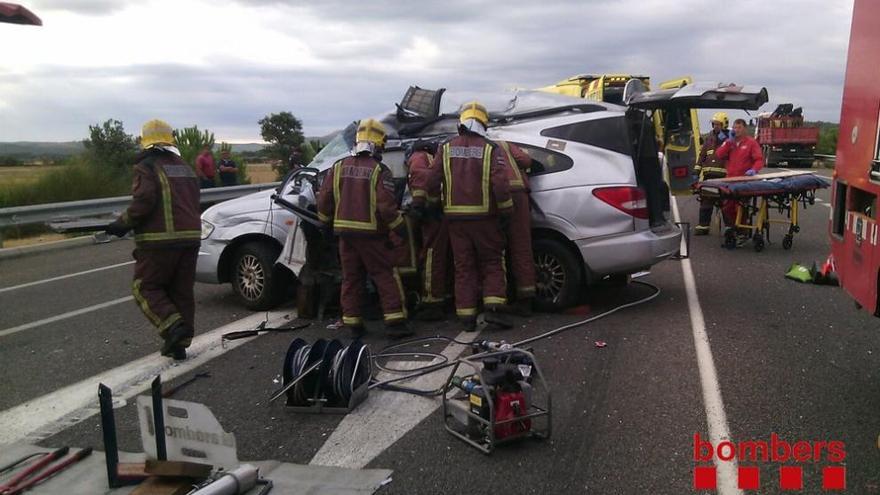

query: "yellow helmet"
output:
711 112 729 129
459 101 489 127
355 118 386 146
141 119 174 149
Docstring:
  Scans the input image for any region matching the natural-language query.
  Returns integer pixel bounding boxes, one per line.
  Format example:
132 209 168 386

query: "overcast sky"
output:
0 0 855 142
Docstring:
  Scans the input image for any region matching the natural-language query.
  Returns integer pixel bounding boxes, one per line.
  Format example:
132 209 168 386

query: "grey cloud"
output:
26 0 127 15
1 0 855 140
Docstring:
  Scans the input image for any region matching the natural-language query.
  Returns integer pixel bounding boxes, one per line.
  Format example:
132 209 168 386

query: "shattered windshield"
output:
307 130 352 169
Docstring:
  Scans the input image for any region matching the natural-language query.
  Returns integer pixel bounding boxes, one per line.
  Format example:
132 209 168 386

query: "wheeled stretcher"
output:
695 171 830 251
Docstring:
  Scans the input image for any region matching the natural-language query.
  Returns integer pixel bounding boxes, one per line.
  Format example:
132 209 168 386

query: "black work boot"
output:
345 325 366 338
459 316 478 332
476 310 513 332
515 297 534 317
386 321 414 340
415 302 445 321
161 321 191 361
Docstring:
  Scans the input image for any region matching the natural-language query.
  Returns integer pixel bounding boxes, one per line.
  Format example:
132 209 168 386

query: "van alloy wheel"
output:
535 252 565 304
236 253 265 302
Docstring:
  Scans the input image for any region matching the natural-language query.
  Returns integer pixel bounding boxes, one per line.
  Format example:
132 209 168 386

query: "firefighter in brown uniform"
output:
317 118 413 338
496 140 535 315
407 139 449 321
426 101 513 330
693 112 730 235
105 119 201 360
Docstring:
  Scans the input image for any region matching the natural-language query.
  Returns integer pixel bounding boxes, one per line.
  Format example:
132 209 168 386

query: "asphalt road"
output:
1 170 878 494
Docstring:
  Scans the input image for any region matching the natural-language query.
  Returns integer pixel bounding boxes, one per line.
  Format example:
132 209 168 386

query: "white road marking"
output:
0 261 134 294
0 310 292 445
309 330 482 468
672 197 742 495
0 296 134 338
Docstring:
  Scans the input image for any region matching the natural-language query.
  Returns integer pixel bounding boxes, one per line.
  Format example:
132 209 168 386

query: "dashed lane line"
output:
0 296 134 338
0 261 134 294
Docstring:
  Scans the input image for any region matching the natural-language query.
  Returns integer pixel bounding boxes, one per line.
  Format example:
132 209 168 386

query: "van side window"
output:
539 116 631 156
508 143 574 177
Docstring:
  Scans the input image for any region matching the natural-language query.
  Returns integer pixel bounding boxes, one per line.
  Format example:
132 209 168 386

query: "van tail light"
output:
672 166 689 178
592 186 649 219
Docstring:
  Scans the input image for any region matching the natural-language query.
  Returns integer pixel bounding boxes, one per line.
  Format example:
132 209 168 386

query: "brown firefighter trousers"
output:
131 246 198 347
508 190 536 299
420 216 450 304
339 235 406 328
448 217 507 319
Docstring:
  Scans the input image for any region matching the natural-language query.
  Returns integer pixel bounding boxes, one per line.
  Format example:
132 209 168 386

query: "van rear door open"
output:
628 81 769 194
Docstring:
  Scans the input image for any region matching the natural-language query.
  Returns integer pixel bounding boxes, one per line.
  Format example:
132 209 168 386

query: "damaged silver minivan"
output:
197 83 768 310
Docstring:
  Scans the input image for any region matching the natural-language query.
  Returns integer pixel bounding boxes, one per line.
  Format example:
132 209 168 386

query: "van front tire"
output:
533 238 583 311
231 241 287 310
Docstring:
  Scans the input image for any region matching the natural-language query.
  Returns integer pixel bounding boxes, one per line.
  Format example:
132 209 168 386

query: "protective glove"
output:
104 219 131 238
744 169 757 176
321 223 334 241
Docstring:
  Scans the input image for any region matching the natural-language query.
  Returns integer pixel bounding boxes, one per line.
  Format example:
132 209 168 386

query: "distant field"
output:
0 165 65 188
247 162 278 183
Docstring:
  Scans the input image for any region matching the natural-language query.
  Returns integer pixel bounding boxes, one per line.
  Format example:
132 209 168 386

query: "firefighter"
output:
715 118 765 246
426 101 513 331
316 118 413 338
104 119 201 360
407 139 448 321
693 112 731 235
496 140 535 315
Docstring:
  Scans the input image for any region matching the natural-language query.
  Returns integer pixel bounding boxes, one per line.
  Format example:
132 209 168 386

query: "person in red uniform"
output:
195 146 216 188
317 118 412 338
104 119 201 360
407 139 449 321
426 101 513 331
496 140 535 315
715 118 764 244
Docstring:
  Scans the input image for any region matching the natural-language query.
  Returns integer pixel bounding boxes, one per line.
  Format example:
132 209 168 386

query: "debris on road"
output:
594 341 607 348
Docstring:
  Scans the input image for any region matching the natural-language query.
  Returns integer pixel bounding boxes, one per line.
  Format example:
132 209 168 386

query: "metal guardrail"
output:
814 154 836 160
0 182 280 245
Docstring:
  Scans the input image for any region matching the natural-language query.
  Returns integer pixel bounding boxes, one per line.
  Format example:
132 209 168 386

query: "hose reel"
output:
270 338 371 413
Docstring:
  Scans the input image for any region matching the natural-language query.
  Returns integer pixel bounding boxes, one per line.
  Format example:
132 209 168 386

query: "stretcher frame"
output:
698 178 818 252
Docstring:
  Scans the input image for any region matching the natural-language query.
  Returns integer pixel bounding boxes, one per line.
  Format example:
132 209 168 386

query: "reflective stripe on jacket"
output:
316 154 404 235
497 140 532 192
121 150 201 248
427 134 512 218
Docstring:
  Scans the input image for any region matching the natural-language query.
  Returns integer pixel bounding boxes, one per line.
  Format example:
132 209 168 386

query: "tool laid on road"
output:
221 321 310 345
269 338 371 414
0 446 93 495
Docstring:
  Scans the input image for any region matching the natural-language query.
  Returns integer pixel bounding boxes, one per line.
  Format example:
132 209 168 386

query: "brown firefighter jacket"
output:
120 149 201 248
408 150 439 208
497 140 532 192
317 154 404 236
695 131 729 180
426 134 513 219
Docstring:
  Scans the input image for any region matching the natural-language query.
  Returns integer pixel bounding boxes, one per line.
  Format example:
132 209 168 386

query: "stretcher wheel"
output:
753 234 765 252
723 229 736 249
792 225 800 233
782 235 793 250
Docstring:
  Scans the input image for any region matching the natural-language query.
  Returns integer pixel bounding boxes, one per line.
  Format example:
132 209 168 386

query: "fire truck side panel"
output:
831 0 880 315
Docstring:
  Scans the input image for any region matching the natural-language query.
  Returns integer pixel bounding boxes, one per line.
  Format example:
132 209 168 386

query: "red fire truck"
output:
830 0 880 315
755 104 820 168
